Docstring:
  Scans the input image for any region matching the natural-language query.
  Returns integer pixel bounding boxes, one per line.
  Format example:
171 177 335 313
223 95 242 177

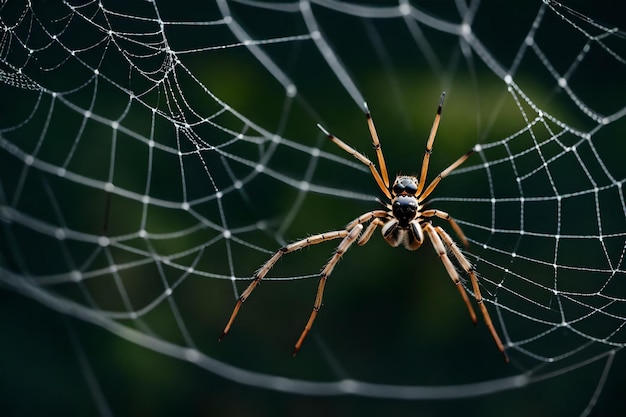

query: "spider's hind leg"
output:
293 224 364 356
423 221 478 326
219 230 351 342
432 225 509 363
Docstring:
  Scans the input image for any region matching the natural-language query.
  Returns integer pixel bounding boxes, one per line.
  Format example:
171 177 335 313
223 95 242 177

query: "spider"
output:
219 92 509 362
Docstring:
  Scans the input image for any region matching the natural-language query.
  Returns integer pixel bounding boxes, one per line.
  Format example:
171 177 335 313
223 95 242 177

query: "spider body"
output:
220 92 509 362
380 178 423 250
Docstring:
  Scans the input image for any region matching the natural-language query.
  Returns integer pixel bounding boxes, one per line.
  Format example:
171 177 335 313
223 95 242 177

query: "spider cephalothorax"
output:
219 92 509 362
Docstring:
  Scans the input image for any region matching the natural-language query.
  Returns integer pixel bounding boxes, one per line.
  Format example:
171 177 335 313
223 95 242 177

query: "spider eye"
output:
393 178 418 195
392 182 405 194
404 181 418 194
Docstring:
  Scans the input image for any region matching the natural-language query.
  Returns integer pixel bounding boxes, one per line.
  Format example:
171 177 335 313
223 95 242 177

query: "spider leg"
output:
357 218 387 246
317 123 392 200
345 209 389 230
358 218 385 246
418 149 473 203
433 225 510 363
416 92 446 196
364 102 390 188
293 224 363 356
344 210 390 248
219 229 351 342
422 222 477 325
421 208 469 247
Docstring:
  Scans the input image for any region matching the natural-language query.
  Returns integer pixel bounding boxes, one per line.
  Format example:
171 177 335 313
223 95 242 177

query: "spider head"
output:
391 176 419 196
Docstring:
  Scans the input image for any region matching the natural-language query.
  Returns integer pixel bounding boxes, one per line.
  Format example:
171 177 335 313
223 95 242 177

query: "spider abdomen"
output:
392 195 420 227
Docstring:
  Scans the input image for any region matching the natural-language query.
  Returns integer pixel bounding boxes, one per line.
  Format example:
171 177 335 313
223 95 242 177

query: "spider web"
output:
1 0 625 415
